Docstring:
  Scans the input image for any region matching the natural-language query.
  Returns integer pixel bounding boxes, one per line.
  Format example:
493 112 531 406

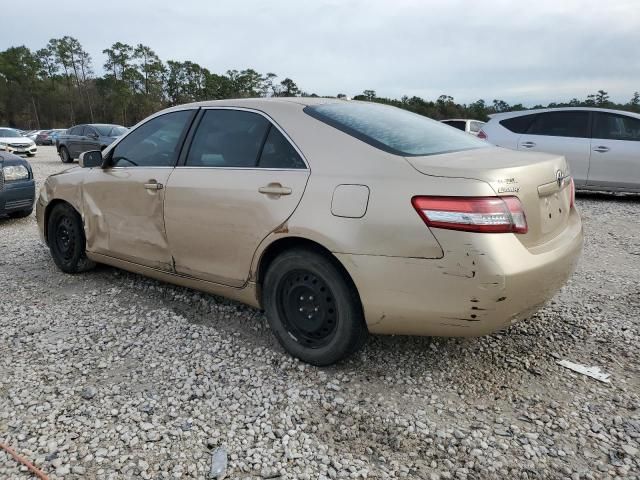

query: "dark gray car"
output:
57 124 127 163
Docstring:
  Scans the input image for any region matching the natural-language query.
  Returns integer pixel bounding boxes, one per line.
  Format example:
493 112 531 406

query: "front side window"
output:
593 113 640 141
110 110 193 167
68 126 83 136
526 111 590 138
186 110 270 167
305 102 487 156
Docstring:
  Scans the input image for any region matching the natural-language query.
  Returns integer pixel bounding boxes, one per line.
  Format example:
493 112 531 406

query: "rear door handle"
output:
521 141 536 148
593 146 610 153
144 180 163 190
259 184 292 196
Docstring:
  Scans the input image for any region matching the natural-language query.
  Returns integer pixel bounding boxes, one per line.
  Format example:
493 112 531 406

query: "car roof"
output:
489 107 640 120
180 97 345 110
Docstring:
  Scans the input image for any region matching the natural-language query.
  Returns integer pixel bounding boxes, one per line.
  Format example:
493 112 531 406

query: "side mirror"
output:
79 150 103 168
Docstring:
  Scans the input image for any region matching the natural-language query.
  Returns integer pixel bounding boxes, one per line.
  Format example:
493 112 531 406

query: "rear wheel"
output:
263 248 367 366
47 203 95 273
59 146 72 163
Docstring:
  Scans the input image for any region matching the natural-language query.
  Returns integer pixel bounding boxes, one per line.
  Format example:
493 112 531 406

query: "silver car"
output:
480 107 640 193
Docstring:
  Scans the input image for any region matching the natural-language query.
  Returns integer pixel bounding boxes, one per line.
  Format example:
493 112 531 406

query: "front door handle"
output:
593 146 610 153
144 180 163 191
259 184 292 196
521 141 536 148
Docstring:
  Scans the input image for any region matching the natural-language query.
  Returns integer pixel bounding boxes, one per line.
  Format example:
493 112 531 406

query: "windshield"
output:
94 125 127 136
0 128 22 138
305 102 488 156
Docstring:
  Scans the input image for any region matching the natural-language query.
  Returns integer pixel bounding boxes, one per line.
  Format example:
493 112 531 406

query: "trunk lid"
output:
405 146 572 248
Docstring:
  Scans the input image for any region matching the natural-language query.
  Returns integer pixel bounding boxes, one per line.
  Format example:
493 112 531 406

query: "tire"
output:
9 208 33 218
59 146 72 163
47 203 95 273
263 248 367 366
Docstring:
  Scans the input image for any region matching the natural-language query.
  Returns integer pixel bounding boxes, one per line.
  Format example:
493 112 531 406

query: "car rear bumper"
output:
0 179 35 215
336 208 583 336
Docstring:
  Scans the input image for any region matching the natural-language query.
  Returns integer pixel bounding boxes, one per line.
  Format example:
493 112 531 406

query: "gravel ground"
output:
1 146 638 480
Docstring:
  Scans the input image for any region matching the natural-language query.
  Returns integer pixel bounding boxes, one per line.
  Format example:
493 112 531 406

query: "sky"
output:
2 0 639 105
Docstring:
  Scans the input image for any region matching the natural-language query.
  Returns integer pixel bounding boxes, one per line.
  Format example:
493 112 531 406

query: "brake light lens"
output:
477 130 487 140
569 177 575 208
412 196 528 234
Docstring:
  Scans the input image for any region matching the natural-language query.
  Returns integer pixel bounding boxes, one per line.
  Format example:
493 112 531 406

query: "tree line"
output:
1 37 638 129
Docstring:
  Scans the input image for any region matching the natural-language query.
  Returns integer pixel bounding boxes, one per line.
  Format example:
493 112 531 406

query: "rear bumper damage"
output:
336 208 583 336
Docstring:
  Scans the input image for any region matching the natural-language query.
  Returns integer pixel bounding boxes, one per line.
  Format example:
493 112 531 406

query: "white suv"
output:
479 107 640 193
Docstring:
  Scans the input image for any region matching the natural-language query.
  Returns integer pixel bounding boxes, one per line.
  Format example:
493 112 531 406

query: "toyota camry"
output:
36 98 583 365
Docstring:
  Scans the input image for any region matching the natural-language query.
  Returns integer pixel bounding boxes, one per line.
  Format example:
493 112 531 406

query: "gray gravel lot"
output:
1 146 639 479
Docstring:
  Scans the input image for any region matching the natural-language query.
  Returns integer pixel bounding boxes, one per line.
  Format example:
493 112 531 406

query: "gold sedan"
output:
36 99 583 365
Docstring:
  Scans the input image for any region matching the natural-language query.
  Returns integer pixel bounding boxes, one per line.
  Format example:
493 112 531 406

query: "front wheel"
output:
263 248 367 366
47 203 95 273
59 146 72 163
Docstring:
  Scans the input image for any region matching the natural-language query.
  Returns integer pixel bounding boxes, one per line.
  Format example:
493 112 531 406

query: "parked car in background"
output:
0 128 37 157
441 119 486 136
479 108 640 193
49 129 67 146
56 124 127 163
36 130 55 145
37 98 582 365
26 130 43 141
0 151 35 218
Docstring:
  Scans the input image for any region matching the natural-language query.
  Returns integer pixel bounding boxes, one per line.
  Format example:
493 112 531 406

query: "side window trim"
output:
178 106 310 170
105 108 198 168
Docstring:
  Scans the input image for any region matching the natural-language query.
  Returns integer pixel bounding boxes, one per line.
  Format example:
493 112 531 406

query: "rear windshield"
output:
304 102 488 156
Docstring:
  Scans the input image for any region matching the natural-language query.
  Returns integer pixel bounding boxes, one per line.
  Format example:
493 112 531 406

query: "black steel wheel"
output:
263 248 367 366
278 269 339 348
47 203 95 273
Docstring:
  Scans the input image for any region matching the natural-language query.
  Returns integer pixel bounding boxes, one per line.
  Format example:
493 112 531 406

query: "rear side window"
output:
470 121 483 133
68 126 83 135
258 127 306 169
526 111 590 138
499 114 537 134
593 113 640 141
305 102 487 156
186 110 270 167
442 120 466 131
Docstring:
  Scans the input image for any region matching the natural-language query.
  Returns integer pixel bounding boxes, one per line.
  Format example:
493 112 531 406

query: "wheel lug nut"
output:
299 308 303 312
299 296 304 301
308 314 313 319
309 296 314 300
314 307 319 312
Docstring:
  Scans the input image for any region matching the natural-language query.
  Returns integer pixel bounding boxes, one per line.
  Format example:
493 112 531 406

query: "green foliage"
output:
0 38 638 129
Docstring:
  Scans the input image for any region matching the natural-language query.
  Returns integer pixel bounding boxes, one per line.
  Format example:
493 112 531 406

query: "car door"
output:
67 126 83 157
82 109 196 270
83 126 101 152
517 111 591 186
587 112 640 191
164 108 310 287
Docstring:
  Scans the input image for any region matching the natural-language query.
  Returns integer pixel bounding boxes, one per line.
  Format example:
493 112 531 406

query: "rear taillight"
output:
412 196 528 234
477 130 487 140
569 177 575 208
